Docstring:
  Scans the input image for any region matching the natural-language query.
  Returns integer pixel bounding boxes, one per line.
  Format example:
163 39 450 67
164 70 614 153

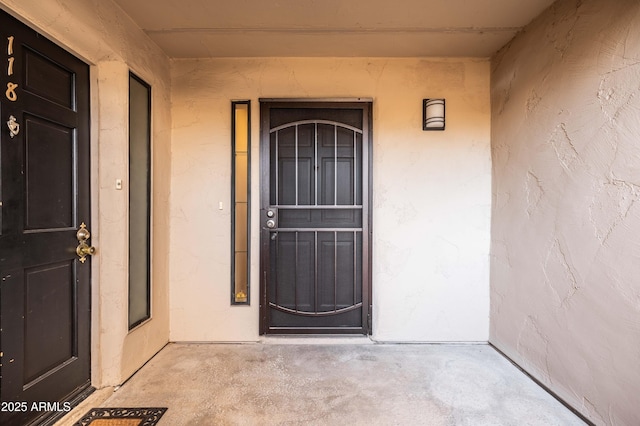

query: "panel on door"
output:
260 103 371 334
0 10 92 426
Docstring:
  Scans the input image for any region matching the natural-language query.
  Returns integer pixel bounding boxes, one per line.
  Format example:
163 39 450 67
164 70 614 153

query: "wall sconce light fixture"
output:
423 99 445 131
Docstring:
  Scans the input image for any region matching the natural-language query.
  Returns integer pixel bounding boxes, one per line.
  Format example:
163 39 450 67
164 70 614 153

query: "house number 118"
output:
6 35 17 101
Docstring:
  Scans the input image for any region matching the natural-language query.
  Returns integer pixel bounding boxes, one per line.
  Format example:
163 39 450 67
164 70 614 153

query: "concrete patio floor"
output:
56 340 587 425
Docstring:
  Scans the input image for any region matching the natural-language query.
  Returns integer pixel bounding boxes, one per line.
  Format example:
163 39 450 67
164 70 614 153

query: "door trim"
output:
258 99 373 335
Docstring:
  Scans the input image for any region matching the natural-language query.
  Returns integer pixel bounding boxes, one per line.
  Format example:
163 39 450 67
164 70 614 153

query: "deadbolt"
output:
266 210 275 218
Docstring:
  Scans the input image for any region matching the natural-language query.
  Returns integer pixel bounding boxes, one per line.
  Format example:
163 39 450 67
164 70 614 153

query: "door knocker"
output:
7 115 19 138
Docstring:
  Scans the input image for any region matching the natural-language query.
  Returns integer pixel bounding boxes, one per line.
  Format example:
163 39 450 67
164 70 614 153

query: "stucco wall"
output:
169 58 491 342
0 0 172 386
490 0 640 424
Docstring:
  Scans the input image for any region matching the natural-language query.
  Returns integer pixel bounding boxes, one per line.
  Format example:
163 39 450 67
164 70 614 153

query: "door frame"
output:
258 98 373 335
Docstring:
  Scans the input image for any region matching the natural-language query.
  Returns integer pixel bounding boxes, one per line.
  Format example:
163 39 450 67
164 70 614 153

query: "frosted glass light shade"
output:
423 99 445 131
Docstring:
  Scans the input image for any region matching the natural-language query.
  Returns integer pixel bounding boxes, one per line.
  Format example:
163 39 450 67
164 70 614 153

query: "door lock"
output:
266 219 276 229
76 222 96 263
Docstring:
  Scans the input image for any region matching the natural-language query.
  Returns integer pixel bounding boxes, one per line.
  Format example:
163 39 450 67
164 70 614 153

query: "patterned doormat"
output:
74 408 167 426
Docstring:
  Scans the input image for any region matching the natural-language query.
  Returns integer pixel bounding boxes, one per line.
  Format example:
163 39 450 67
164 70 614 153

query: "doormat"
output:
74 408 167 426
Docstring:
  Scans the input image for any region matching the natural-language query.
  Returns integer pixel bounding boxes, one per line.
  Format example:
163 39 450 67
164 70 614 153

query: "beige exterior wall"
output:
169 58 491 342
490 0 640 424
0 0 172 386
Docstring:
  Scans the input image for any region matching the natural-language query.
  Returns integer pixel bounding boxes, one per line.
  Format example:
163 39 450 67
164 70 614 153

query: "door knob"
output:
266 219 276 229
76 243 96 262
76 222 96 263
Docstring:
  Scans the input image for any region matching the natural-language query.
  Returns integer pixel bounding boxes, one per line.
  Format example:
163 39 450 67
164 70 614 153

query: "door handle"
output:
76 222 96 263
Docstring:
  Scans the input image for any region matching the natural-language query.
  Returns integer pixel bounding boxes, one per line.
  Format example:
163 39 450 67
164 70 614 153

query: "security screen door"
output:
260 101 371 334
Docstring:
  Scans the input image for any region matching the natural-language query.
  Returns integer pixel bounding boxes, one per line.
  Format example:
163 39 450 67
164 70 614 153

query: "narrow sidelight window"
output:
129 73 151 328
232 101 251 304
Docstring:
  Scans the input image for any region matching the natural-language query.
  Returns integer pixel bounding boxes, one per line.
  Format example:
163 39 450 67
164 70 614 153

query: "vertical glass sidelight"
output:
232 101 251 304
129 73 151 329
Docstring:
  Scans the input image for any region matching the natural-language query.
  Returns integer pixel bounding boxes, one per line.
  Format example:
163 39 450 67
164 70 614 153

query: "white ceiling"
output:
112 0 556 58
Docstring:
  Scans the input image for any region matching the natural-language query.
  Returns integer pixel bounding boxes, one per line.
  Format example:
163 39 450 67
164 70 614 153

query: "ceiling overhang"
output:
112 0 556 58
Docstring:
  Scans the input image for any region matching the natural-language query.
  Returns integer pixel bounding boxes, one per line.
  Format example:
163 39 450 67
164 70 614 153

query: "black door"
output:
260 101 371 334
0 10 92 426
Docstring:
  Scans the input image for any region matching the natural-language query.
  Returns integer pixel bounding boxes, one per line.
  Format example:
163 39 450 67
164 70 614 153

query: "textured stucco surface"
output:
490 0 640 424
0 0 172 386
169 58 491 342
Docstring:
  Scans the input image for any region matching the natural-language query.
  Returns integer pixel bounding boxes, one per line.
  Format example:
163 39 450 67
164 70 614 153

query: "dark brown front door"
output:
0 10 91 426
260 101 371 334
